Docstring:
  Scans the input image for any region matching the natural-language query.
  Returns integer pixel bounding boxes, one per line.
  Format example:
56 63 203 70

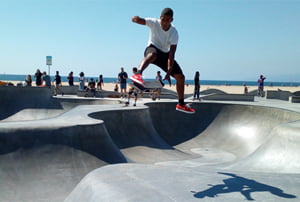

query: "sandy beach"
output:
2 80 300 94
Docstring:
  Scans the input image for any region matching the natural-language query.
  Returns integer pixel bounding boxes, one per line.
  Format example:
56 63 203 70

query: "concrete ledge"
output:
201 89 226 95
289 96 300 103
202 93 254 101
0 86 61 120
266 90 292 101
77 90 120 98
139 91 177 99
294 91 300 96
0 105 127 164
51 85 79 95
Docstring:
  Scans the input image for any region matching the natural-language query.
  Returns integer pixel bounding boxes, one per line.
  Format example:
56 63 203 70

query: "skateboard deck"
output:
130 80 163 90
129 80 163 100
118 100 129 106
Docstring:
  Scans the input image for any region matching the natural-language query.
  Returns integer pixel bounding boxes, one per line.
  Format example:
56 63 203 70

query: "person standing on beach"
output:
53 71 63 96
79 72 86 90
118 67 128 99
130 8 195 113
156 71 164 86
67 71 74 86
243 83 248 94
97 74 104 90
34 69 42 86
42 71 51 87
25 74 32 86
155 71 164 100
193 71 200 101
257 75 266 97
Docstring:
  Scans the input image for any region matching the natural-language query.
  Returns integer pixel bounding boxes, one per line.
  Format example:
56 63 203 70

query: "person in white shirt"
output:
130 8 195 114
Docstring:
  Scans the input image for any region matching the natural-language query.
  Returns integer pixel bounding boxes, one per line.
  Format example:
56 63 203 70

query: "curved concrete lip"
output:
1 92 300 201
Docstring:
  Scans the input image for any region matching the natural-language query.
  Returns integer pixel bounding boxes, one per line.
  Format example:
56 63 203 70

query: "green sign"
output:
46 56 52 65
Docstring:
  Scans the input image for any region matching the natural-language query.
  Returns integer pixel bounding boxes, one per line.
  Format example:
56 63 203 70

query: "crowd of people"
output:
26 69 105 90
23 66 167 102
26 68 267 99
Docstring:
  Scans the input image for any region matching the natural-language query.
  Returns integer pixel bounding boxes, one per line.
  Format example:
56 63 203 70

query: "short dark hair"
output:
161 8 173 17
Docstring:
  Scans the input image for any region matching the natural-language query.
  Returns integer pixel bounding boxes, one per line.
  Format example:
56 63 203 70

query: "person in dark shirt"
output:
67 71 74 86
85 78 96 97
42 71 51 87
257 75 266 97
118 67 128 98
34 69 42 86
53 71 64 96
193 71 200 101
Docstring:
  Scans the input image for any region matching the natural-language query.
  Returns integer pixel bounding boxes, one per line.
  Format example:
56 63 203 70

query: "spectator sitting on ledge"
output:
85 78 96 97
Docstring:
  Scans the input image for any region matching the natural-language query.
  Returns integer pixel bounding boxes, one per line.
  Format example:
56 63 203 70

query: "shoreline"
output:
1 74 300 87
2 80 300 94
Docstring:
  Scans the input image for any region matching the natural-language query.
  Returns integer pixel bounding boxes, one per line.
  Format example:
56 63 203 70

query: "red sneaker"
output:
130 74 145 87
176 104 195 114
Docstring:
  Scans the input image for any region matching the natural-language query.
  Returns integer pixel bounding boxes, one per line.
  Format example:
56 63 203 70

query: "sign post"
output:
46 56 52 76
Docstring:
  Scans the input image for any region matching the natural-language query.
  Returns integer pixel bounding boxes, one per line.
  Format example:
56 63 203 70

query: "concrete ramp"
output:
227 120 300 173
0 145 105 202
147 103 300 161
89 108 192 163
65 102 300 202
1 86 300 201
0 86 120 121
0 86 61 120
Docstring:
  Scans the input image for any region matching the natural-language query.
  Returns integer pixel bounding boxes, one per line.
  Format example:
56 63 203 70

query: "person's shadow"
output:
191 172 297 201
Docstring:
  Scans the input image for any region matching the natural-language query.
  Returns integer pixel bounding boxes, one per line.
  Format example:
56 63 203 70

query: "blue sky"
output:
1 0 299 81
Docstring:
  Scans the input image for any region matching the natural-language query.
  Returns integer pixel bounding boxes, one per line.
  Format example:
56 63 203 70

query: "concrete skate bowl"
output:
1 99 300 201
66 103 300 201
88 102 300 169
0 86 119 121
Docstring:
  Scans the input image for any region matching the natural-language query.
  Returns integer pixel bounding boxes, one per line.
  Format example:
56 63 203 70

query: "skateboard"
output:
129 80 163 100
118 100 129 106
130 80 196 113
118 100 137 107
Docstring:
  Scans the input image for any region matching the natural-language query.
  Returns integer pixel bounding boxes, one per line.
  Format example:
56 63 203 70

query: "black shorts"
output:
128 89 137 96
144 44 183 76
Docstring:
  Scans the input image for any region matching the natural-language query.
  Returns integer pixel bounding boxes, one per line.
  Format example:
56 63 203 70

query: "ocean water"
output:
0 74 299 87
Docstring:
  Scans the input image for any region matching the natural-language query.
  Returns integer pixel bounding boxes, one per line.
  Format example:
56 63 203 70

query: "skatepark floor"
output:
1 88 300 202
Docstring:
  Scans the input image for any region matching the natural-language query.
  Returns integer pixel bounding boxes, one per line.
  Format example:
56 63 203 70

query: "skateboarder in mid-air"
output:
130 8 195 114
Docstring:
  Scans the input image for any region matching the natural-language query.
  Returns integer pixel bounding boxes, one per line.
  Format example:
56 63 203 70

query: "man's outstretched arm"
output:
132 16 146 25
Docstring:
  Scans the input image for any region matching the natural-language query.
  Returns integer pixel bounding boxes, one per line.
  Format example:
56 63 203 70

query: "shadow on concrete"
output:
191 172 297 201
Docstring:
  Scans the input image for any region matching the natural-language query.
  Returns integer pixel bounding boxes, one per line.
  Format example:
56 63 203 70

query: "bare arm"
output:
164 45 177 77
132 16 146 25
163 45 177 85
168 45 176 73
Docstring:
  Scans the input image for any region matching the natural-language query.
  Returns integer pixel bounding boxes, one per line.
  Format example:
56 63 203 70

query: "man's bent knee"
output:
146 52 157 62
174 74 185 82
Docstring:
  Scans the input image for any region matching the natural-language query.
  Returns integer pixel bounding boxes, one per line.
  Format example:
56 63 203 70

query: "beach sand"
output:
3 80 300 94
